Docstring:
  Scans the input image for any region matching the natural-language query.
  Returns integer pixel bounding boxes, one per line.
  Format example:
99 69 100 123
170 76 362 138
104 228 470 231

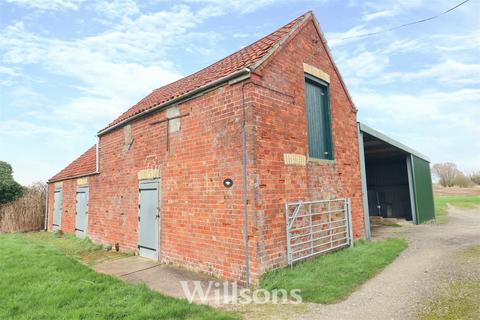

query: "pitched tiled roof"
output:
101 12 310 132
49 145 97 182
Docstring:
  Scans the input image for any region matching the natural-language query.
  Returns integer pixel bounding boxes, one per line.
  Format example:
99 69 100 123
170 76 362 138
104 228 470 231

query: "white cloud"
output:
0 66 21 86
356 88 480 121
334 49 390 86
356 88 480 172
0 120 76 137
94 0 140 20
178 0 280 14
433 31 480 53
329 26 480 89
0 7 212 124
0 1 287 127
363 9 397 22
327 0 479 172
382 59 480 86
364 0 424 12
326 25 383 47
0 66 20 77
6 0 85 10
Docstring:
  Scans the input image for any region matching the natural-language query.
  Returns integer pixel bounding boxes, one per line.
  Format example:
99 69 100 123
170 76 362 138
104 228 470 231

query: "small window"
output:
304 75 333 160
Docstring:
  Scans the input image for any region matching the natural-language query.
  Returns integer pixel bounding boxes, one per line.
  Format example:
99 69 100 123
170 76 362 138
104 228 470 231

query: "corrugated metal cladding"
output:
366 160 412 220
358 123 436 229
411 155 435 223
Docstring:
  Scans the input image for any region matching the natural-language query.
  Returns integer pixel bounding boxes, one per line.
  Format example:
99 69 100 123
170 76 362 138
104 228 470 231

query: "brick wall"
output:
247 19 365 273
47 17 365 284
47 179 77 232
71 83 252 282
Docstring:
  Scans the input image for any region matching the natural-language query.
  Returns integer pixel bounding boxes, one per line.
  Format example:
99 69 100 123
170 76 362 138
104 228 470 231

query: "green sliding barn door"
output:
411 155 435 223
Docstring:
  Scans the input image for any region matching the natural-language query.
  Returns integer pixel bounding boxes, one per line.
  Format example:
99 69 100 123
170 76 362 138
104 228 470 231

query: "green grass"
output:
382 222 402 227
0 233 238 320
260 238 408 304
418 245 480 320
22 231 131 265
434 195 480 223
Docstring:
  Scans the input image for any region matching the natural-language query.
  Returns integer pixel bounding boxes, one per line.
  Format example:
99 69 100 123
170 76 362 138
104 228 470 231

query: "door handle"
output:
155 214 160 218
138 216 141 221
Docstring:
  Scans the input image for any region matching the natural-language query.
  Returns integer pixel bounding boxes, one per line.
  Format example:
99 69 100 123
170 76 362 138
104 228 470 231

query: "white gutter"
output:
97 68 252 136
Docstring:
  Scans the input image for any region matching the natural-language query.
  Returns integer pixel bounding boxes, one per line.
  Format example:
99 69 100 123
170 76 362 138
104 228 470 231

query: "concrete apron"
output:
94 256 242 305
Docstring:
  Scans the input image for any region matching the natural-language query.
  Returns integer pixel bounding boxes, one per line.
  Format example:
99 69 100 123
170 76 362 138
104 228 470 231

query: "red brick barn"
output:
47 12 365 284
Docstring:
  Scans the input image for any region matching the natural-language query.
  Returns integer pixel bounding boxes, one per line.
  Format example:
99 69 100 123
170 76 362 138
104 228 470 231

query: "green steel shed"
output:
357 123 435 239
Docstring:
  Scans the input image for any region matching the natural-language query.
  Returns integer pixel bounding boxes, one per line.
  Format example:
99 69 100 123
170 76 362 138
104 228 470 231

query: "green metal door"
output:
411 155 435 223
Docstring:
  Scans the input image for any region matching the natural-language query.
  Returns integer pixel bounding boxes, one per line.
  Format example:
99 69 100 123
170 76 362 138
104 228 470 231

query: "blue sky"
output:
0 0 479 185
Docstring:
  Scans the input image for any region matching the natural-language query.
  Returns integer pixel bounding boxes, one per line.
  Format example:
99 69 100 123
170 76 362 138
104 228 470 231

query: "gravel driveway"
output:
230 207 480 319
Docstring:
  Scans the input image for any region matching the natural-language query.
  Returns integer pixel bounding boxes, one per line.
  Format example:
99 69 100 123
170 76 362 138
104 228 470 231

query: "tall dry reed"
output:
0 183 46 232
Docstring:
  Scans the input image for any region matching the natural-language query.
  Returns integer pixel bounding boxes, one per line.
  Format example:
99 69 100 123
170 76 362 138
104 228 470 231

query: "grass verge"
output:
0 233 237 320
22 231 130 265
260 238 407 304
434 195 480 223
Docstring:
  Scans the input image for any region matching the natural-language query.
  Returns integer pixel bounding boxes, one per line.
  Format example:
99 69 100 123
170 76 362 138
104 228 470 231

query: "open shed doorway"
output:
358 123 436 240
363 137 414 223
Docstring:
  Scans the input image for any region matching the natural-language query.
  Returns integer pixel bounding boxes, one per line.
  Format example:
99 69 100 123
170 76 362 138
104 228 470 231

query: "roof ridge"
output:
154 11 311 91
250 12 312 72
99 12 312 134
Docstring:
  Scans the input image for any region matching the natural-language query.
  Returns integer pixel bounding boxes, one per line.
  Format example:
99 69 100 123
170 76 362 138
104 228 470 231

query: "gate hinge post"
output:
347 198 354 247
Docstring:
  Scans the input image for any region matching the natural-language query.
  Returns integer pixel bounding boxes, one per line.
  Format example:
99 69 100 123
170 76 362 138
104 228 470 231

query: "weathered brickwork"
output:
48 14 364 284
247 19 364 273
49 83 257 281
47 179 78 233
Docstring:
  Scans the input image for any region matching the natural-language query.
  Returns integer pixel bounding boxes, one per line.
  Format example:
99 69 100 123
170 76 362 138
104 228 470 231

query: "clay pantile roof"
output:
49 145 97 182
100 12 310 132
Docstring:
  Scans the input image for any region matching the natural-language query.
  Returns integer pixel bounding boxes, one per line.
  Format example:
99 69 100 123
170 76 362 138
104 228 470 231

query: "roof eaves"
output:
359 122 430 162
47 171 99 184
97 67 251 136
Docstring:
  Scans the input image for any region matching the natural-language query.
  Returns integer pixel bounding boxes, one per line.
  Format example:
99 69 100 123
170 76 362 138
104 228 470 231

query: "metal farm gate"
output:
285 198 353 265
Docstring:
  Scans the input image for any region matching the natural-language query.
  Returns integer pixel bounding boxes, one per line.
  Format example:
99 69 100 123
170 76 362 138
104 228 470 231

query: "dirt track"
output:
231 207 480 319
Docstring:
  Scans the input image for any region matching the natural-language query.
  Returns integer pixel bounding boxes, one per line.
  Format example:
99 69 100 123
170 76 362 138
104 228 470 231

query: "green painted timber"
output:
411 155 435 223
305 75 333 160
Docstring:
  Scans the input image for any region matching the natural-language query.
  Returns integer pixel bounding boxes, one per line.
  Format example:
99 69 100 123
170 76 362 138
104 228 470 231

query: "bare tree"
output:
469 171 480 185
432 163 462 187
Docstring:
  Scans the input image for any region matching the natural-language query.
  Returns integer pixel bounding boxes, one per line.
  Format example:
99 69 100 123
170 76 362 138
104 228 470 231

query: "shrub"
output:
0 161 23 203
453 174 474 188
469 171 480 185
